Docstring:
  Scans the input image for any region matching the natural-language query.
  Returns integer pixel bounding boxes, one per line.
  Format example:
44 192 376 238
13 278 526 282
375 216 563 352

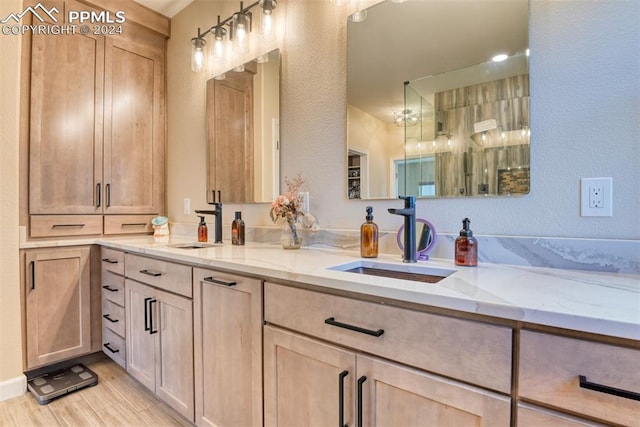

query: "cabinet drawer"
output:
102 327 126 369
264 282 512 393
104 215 155 235
518 404 607 427
102 270 125 306
101 248 125 275
102 299 125 337
30 215 102 237
519 330 640 426
125 253 192 298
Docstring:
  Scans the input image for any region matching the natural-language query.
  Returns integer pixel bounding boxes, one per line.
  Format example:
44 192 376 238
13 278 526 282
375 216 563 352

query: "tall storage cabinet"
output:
25 0 166 238
23 247 92 369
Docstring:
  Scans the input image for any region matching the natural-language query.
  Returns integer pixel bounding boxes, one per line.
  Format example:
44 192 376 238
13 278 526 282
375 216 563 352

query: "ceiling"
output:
347 0 529 123
133 0 193 17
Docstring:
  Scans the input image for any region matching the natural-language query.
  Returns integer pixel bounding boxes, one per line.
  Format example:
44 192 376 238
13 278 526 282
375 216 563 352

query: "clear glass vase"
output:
281 219 302 249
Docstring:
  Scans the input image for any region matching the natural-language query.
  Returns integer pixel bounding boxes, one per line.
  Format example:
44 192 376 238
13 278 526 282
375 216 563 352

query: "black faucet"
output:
388 196 417 263
196 190 223 243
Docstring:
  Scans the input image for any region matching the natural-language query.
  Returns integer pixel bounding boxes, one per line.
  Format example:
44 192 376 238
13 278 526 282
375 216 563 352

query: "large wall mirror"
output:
347 0 529 199
207 49 280 204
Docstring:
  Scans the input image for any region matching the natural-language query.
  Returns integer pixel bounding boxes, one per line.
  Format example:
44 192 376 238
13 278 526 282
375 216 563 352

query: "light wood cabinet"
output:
101 248 127 368
264 326 511 427
25 0 166 237
125 260 194 422
519 330 640 426
193 268 262 427
264 281 512 393
23 247 92 369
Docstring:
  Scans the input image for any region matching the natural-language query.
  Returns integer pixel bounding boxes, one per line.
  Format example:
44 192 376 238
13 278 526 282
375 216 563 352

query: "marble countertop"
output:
23 235 640 341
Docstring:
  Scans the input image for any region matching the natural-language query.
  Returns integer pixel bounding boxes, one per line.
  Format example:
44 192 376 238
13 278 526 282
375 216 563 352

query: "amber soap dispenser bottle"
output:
231 211 245 245
360 206 379 258
455 218 477 266
197 215 208 243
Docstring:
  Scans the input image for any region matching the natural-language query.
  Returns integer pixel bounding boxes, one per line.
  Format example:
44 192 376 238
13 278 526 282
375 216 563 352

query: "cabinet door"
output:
24 248 91 368
154 288 194 422
264 326 355 427
357 355 511 427
29 30 103 214
103 31 165 215
194 269 262 427
125 279 155 390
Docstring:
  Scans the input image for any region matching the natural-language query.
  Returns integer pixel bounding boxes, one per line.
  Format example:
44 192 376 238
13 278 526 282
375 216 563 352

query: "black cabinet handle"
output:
122 223 147 227
357 376 367 427
149 299 158 335
144 297 152 331
102 314 119 323
96 183 101 208
140 269 162 277
579 375 640 401
102 285 119 292
30 261 35 290
325 317 384 337
102 258 118 264
339 370 349 427
106 183 111 207
103 343 119 354
203 276 237 287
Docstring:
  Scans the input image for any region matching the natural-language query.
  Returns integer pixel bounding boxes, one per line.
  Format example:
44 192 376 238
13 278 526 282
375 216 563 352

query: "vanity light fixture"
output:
190 0 277 73
191 29 206 72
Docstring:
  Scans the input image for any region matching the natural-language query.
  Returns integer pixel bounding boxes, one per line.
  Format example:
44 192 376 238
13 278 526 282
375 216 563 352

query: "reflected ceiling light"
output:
349 9 368 23
393 109 420 127
330 0 351 5
492 53 509 62
190 1 278 72
191 29 206 72
526 48 530 56
391 0 409 3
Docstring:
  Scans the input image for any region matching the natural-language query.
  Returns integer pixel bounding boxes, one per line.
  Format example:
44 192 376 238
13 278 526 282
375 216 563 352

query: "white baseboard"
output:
0 374 27 402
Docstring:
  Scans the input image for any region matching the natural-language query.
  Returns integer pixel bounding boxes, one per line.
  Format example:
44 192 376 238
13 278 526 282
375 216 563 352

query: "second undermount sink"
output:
328 260 455 284
168 242 221 249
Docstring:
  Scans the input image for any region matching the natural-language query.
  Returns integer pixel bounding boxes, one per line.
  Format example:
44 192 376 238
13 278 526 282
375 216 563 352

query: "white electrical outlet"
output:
184 198 191 215
580 178 612 216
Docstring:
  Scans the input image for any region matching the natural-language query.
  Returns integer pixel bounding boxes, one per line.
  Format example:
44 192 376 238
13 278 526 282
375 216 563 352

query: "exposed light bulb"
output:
191 36 206 73
262 13 273 36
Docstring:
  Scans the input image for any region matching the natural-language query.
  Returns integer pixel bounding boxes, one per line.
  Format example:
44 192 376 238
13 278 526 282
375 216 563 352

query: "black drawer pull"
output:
144 297 152 331
339 370 349 427
102 314 119 323
96 183 101 208
325 317 384 337
103 343 119 354
122 223 147 227
579 375 640 401
102 285 119 292
203 276 236 287
149 299 158 335
357 376 367 427
140 269 162 277
102 258 118 264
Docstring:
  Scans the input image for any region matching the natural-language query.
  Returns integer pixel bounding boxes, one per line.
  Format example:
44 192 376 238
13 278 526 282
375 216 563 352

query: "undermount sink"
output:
328 260 455 284
168 242 221 249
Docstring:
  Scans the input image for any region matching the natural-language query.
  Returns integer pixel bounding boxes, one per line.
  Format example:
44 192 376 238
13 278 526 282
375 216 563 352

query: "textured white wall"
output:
168 0 640 239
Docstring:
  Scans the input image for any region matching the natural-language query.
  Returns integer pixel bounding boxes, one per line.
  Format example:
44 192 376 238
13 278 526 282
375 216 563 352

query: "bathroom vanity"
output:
20 237 640 426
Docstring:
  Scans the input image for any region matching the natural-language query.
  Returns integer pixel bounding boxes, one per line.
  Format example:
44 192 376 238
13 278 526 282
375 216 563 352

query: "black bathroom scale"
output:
27 363 98 405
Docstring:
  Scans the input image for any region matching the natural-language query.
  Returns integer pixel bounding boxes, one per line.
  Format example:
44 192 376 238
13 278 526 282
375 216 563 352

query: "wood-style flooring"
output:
0 357 193 426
